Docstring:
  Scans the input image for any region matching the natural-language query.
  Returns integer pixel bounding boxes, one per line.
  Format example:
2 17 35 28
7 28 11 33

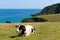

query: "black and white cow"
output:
15 24 35 36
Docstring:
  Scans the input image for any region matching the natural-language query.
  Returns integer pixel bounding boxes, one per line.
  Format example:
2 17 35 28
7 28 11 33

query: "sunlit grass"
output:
36 14 60 22
0 22 60 40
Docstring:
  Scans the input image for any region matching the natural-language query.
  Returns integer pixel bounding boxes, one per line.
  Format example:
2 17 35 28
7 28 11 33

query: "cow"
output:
15 24 35 36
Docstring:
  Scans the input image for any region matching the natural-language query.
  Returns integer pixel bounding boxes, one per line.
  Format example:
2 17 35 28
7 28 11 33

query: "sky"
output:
0 0 60 9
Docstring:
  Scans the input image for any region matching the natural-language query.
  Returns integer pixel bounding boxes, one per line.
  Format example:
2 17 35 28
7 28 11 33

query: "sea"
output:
0 9 41 23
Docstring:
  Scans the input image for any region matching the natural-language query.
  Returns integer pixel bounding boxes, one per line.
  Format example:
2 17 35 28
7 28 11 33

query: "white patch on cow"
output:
24 25 34 36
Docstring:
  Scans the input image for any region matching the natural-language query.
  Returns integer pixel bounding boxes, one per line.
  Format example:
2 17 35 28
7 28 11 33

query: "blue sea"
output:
0 9 41 23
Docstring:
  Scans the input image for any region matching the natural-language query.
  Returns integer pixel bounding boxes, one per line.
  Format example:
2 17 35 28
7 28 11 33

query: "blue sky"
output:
0 0 60 9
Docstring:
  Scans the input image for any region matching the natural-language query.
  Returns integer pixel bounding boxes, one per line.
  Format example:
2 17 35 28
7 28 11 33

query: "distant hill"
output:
22 3 60 22
22 14 60 22
35 14 60 22
32 3 60 16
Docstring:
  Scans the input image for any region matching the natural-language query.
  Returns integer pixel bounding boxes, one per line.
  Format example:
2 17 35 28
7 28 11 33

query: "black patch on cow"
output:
19 25 26 31
19 25 26 36
31 28 34 33
31 28 35 33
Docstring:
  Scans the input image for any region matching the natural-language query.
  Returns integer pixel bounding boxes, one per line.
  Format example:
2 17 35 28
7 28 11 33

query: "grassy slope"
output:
35 14 60 22
0 22 60 40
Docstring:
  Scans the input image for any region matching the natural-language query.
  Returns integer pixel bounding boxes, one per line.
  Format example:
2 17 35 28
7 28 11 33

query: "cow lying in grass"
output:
15 24 35 36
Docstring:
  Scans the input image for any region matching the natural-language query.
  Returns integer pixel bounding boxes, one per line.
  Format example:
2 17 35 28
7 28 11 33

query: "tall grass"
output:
0 22 60 40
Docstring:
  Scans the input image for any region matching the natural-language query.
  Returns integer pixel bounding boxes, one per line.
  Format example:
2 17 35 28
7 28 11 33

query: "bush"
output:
21 17 47 22
6 21 11 23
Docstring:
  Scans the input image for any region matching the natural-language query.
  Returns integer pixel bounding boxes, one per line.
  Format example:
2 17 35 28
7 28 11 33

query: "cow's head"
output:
15 24 26 33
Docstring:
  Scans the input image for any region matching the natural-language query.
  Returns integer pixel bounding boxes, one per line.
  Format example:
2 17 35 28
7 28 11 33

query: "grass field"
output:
35 14 60 22
0 22 60 40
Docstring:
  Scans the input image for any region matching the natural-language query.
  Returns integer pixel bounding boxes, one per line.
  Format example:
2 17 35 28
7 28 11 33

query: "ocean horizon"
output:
0 9 41 23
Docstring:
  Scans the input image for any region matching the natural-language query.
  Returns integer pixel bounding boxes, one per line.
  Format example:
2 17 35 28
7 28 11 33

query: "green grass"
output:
0 22 60 40
35 14 60 22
